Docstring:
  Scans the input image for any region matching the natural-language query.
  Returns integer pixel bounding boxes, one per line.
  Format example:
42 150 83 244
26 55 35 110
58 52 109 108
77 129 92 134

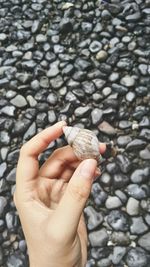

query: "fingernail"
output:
80 159 97 178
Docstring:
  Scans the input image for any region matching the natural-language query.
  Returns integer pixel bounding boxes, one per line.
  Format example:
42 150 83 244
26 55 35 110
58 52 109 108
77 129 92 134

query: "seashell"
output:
63 126 101 161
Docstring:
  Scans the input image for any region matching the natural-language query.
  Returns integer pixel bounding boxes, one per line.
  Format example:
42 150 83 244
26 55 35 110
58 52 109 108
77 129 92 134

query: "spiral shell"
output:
63 126 100 161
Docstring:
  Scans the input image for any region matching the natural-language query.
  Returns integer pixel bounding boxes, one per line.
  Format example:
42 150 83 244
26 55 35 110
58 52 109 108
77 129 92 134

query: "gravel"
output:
0 0 150 265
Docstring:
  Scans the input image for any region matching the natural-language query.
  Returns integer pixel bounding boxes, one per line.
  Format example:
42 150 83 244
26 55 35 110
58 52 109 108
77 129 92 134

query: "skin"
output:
14 121 106 267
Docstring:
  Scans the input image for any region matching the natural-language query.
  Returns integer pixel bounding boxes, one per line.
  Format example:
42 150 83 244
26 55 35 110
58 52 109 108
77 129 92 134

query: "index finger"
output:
16 121 66 190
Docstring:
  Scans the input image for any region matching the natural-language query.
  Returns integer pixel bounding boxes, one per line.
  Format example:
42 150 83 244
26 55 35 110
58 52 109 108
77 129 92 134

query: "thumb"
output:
53 159 97 240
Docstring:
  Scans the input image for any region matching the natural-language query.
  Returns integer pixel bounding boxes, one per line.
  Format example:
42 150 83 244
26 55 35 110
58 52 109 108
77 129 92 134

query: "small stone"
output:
81 22 93 33
47 93 58 105
53 44 64 54
91 108 103 125
112 232 130 246
74 106 91 117
24 122 36 140
0 163 7 178
126 92 136 102
116 154 132 174
107 210 129 232
39 76 49 88
1 147 9 161
105 196 122 209
31 80 40 90
84 206 103 230
89 228 109 247
10 95 27 108
140 129 150 141
50 75 64 89
130 167 150 183
119 120 132 129
0 131 10 145
6 254 24 267
26 95 37 107
111 246 127 265
127 184 147 200
117 135 132 147
98 121 116 136
140 146 150 160
89 41 102 53
96 50 108 61
36 34 47 43
0 33 7 41
126 247 148 267
126 197 139 216
1 106 16 117
112 83 128 95
93 79 106 89
130 217 148 235
91 183 107 206
6 168 16 183
48 110 57 124
0 197 7 217
62 2 74 10
126 139 146 151
138 232 150 252
109 72 120 82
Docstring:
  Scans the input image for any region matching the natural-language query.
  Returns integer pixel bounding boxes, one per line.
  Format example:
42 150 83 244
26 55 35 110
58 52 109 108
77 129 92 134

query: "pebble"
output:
36 34 47 43
89 41 102 53
126 139 146 151
111 246 127 265
105 196 122 209
111 232 130 246
130 167 150 183
0 197 7 217
120 75 135 87
0 162 7 178
130 217 148 235
96 50 108 61
74 106 91 117
1 106 16 117
126 184 147 200
91 108 103 125
91 183 107 206
107 210 129 232
10 95 27 108
126 197 140 216
140 146 150 160
24 122 36 140
117 135 132 147
84 206 103 230
0 131 10 145
138 232 150 252
116 154 132 174
6 168 16 183
98 121 116 136
89 228 109 247
125 247 148 267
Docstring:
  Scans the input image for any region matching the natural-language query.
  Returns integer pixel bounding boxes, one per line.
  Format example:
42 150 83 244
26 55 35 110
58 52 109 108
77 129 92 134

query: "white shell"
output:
63 126 100 160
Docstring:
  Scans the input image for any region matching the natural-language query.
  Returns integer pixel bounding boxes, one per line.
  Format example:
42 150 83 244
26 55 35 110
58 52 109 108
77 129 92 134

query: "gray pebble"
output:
107 210 129 232
91 108 103 125
89 228 109 247
130 217 148 235
0 162 7 178
10 95 27 108
105 196 122 209
84 206 103 230
111 246 127 265
138 232 150 252
126 247 148 267
0 197 7 217
126 197 139 216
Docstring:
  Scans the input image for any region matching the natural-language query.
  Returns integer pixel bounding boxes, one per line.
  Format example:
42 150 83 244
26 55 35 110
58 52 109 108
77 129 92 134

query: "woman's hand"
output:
14 121 106 267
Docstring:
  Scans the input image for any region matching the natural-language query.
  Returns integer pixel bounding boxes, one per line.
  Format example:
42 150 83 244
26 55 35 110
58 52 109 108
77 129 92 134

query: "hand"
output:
14 121 106 267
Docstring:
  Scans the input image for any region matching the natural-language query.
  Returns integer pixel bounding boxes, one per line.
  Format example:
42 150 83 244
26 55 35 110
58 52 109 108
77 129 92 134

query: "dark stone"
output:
59 18 73 33
107 210 129 232
113 174 130 189
126 184 148 200
126 139 146 151
130 217 148 234
0 197 7 217
130 167 150 183
89 228 109 247
126 247 148 267
116 154 132 173
84 206 103 230
91 183 107 206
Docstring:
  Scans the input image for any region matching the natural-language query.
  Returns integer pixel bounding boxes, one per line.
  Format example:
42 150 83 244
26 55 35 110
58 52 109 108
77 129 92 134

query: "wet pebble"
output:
125 247 148 267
